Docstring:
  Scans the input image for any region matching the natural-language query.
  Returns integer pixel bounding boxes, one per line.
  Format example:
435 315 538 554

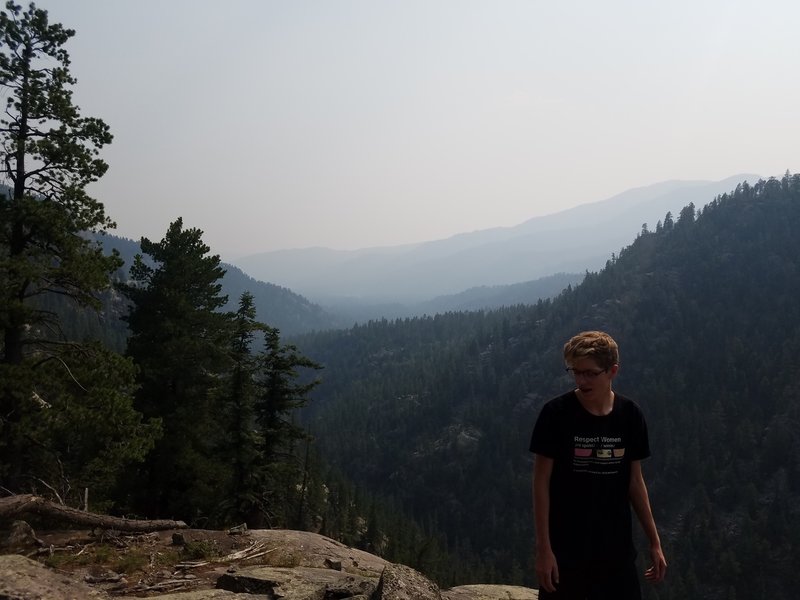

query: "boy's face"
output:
567 356 618 398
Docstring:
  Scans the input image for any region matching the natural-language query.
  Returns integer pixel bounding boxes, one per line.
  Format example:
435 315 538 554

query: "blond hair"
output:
563 331 619 370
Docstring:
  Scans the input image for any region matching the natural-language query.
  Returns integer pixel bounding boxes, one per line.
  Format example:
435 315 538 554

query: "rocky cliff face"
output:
0 526 538 600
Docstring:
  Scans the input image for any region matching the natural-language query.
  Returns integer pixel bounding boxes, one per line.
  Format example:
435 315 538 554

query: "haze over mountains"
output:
96 174 759 332
234 174 758 305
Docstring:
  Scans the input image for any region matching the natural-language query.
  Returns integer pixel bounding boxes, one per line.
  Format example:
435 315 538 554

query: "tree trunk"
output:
0 495 188 532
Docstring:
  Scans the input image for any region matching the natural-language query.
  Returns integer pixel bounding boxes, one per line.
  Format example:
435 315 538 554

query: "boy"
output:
530 331 666 599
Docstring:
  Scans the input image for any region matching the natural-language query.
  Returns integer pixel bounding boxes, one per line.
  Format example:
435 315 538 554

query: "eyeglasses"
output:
565 367 608 379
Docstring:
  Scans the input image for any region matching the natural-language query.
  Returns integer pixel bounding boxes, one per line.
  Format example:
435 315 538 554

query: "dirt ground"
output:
6 525 390 597
3 526 540 599
20 527 257 596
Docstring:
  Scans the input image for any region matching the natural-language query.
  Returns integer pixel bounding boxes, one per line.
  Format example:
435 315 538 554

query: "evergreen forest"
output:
295 175 800 599
0 0 340 554
1 4 799 600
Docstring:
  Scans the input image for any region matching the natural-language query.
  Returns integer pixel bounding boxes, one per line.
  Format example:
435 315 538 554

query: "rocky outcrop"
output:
0 553 106 600
442 584 539 600
375 563 442 599
0 526 538 600
216 566 377 598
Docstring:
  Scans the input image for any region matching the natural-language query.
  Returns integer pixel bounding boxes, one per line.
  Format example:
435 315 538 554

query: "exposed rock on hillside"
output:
0 553 105 599
0 525 538 599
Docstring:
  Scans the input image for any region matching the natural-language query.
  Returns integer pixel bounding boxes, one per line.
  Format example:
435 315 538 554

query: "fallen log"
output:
0 494 188 532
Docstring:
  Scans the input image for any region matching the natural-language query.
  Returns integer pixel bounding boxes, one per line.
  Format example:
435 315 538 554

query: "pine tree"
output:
124 218 232 521
0 2 148 498
217 291 265 525
247 322 321 527
17 343 160 508
0 1 117 365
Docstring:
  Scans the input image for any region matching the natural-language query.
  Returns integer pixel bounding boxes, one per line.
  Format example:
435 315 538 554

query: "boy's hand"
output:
535 548 560 592
644 545 667 583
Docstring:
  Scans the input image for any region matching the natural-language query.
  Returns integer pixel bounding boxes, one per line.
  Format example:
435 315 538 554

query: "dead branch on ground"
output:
0 494 188 532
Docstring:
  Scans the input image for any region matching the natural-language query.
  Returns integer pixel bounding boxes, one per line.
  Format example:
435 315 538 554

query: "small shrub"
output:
152 548 182 567
92 544 113 564
44 552 74 569
114 550 150 574
43 543 114 569
182 539 218 560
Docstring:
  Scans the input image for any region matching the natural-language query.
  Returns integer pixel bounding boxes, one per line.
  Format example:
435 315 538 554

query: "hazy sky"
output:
44 1 799 260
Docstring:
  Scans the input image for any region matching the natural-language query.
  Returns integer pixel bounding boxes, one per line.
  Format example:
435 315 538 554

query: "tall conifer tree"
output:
218 291 264 524
251 325 321 527
217 291 322 528
124 218 232 520
0 2 152 500
0 1 117 365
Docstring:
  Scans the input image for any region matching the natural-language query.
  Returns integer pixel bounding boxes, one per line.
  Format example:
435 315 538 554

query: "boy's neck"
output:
576 389 615 416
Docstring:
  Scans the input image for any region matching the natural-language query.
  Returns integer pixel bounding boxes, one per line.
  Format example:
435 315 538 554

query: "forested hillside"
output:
44 233 341 352
53 233 576 349
0 4 357 569
295 173 800 600
235 175 754 302
319 272 584 324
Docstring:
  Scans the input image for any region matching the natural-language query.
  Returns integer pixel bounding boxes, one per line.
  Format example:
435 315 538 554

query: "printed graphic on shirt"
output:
573 435 626 475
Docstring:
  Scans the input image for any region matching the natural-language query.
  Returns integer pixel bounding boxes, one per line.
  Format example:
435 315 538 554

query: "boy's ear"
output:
610 364 620 376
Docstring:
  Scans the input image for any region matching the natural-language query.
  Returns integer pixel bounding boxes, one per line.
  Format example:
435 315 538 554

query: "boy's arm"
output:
533 454 558 593
629 460 667 582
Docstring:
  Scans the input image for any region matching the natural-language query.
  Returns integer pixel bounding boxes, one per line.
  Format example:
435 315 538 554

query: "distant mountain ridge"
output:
322 272 585 323
234 175 758 303
94 234 578 336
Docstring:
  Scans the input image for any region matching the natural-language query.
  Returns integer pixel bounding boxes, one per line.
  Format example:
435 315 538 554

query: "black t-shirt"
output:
530 390 650 567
